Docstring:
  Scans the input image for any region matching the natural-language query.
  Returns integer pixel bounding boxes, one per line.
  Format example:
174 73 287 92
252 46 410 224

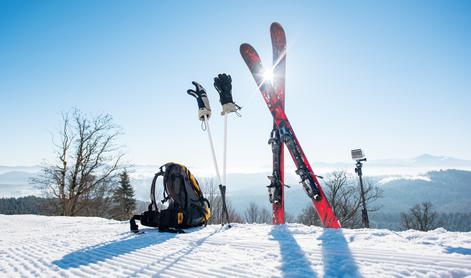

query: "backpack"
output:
130 163 211 233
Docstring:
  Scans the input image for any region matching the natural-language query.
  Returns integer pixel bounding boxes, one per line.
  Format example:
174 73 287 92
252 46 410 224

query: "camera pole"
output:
355 158 369 228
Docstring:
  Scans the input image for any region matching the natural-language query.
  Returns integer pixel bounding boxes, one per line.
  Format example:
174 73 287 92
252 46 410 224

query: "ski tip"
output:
271 22 286 35
240 43 252 52
270 22 286 47
240 43 261 63
270 22 283 30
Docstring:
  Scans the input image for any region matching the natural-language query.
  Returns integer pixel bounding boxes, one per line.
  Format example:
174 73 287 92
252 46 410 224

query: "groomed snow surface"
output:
0 215 470 277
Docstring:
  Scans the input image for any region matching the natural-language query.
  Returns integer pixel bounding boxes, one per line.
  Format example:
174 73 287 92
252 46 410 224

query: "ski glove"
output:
187 81 211 121
214 73 241 115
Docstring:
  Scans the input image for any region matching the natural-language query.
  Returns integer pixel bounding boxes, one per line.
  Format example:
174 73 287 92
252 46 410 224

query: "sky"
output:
1 0 470 173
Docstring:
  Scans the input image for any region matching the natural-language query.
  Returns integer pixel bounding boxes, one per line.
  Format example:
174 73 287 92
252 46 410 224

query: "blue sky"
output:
1 1 470 171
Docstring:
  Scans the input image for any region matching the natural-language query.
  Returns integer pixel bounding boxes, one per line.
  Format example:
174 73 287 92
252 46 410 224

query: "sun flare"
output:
263 68 274 84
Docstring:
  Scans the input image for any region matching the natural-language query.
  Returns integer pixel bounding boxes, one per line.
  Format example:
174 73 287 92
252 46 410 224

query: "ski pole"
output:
214 73 241 185
205 114 230 227
222 115 231 228
204 114 222 186
222 113 228 186
214 73 241 227
188 81 231 227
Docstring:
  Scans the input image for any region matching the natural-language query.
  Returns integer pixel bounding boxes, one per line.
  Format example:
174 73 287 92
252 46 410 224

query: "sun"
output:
263 68 274 84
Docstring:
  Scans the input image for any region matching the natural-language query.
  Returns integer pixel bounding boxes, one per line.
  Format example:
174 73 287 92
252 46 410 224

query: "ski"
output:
240 42 341 229
268 22 286 225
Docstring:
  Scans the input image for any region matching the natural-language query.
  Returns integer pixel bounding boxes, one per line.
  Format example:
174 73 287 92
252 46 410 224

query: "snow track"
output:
0 215 470 277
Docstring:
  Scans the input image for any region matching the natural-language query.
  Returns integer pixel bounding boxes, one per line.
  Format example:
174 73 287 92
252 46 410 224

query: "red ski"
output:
269 22 286 225
240 41 341 229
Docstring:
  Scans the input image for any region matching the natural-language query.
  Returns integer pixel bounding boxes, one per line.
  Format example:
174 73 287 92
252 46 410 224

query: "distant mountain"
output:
373 154 471 168
377 169 471 213
0 165 41 175
0 171 36 184
1 155 471 215
203 169 471 216
313 154 471 173
0 170 40 197
225 169 471 216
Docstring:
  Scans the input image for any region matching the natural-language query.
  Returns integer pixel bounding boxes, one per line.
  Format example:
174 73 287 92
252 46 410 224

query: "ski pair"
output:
187 75 240 227
240 23 341 228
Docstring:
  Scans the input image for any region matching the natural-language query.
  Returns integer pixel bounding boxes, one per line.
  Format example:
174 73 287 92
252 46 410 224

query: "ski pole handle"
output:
187 81 212 121
214 73 241 115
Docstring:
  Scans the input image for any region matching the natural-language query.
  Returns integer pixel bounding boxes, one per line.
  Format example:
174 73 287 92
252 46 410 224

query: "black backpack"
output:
130 163 211 233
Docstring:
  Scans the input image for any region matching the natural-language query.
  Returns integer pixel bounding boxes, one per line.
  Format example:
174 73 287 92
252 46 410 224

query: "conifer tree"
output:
111 170 136 220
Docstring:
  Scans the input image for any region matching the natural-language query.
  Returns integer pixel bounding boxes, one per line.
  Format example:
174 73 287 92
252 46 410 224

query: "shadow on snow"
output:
54 224 363 276
53 228 193 269
270 225 318 277
319 228 361 277
149 228 220 276
445 246 471 255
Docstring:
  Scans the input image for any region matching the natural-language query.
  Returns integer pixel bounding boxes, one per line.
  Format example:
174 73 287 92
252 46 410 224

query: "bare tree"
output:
297 171 382 228
227 205 243 224
32 109 124 216
401 202 441 231
244 202 271 224
202 179 222 224
324 171 382 228
297 205 322 226
259 207 272 224
201 178 242 224
245 202 260 223
324 171 360 227
284 212 296 224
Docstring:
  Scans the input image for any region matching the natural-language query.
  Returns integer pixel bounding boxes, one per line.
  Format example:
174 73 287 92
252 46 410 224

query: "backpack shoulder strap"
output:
150 165 165 211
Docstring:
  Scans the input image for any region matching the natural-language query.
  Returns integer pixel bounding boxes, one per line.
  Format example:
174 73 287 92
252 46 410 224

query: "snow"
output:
378 175 432 185
0 215 470 277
